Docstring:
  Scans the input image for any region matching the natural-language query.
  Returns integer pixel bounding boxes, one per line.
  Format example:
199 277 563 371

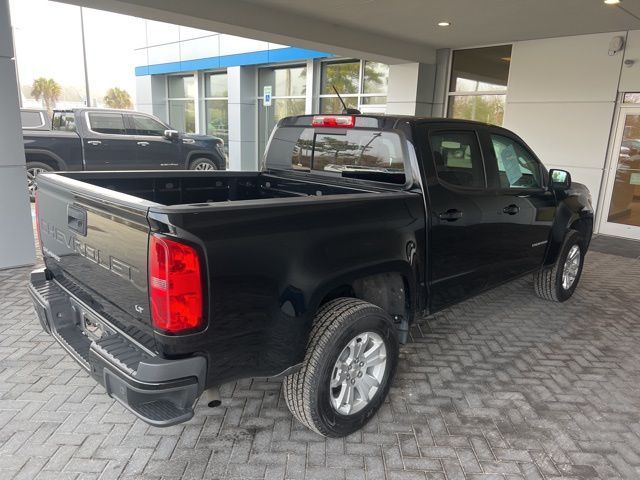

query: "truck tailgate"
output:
36 173 159 350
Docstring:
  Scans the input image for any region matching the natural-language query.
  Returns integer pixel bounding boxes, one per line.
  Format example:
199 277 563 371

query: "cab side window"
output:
490 134 542 189
429 131 485 188
88 113 126 135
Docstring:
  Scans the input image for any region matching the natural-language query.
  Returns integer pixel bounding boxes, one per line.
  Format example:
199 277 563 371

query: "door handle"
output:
137 141 150 147
438 209 463 221
503 204 520 215
67 205 87 236
87 140 101 146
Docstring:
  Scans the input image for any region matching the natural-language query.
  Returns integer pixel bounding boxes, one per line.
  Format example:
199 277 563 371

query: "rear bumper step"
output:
28 268 207 427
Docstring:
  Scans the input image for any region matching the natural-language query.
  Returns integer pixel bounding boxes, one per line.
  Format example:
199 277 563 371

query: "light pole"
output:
80 7 91 107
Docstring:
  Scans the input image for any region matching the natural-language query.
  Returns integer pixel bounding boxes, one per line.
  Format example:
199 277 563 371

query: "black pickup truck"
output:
29 114 593 437
24 108 227 198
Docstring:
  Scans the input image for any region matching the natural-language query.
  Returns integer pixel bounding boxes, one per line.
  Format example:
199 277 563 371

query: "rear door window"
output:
87 113 126 135
21 111 45 128
266 126 406 184
429 131 486 189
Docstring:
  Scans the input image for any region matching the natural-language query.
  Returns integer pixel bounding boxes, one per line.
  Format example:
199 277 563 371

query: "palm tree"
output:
31 77 62 114
103 87 133 109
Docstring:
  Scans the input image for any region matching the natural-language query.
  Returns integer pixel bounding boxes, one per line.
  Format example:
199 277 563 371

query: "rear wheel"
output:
190 157 218 171
283 298 399 437
26 162 55 201
534 230 585 302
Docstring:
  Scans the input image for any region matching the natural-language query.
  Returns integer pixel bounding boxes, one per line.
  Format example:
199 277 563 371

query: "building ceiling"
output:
60 0 640 63
240 0 640 49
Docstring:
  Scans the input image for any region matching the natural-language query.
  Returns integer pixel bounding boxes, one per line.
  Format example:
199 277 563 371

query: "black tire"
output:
534 230 585 302
283 298 399 437
189 157 219 171
27 161 55 201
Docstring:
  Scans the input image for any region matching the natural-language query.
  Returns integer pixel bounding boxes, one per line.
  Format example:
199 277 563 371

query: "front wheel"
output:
190 157 218 171
534 230 585 302
283 298 399 437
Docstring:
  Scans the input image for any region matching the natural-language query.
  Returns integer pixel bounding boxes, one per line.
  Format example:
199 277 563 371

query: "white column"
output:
0 0 35 270
386 63 437 116
227 65 258 171
305 59 315 114
135 74 168 122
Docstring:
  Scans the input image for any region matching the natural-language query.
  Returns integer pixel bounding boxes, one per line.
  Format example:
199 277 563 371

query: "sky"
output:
9 0 145 107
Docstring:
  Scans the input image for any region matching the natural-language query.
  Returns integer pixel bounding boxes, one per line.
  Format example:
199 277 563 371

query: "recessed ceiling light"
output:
438 21 451 27
604 0 621 5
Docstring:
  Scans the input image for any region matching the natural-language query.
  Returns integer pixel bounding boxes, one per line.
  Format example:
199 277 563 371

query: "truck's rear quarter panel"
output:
150 190 426 385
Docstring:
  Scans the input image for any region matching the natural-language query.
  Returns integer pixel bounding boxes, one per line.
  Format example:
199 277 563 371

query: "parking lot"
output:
0 238 638 479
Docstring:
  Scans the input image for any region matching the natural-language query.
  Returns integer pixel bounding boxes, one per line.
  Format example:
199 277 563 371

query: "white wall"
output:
503 32 626 208
620 30 640 92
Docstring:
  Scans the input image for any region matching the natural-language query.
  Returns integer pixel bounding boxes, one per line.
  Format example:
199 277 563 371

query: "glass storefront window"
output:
319 96 358 114
319 60 389 114
205 72 227 98
447 94 506 126
321 61 360 95
449 45 512 93
204 72 228 156
258 65 308 158
607 114 640 228
205 99 228 147
168 75 195 98
623 93 640 104
448 45 511 126
361 96 387 105
168 99 195 133
168 75 196 133
363 61 389 95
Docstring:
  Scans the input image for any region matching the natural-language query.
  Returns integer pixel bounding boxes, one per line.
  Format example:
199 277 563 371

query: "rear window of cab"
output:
265 124 407 185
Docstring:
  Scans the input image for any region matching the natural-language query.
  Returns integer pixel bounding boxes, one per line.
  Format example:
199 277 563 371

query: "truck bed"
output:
35 169 423 388
58 170 383 206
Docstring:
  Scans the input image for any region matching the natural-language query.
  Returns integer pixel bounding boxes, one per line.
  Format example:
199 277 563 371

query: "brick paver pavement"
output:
1 247 640 479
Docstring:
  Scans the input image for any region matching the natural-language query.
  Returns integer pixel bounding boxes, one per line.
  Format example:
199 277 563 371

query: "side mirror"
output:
549 169 571 190
164 129 179 141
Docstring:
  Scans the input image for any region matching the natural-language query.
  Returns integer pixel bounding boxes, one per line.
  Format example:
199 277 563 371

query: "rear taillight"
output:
34 190 42 251
312 115 355 128
149 234 204 334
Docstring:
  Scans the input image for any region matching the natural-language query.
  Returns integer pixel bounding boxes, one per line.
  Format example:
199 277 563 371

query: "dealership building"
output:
2 0 640 269
133 19 640 243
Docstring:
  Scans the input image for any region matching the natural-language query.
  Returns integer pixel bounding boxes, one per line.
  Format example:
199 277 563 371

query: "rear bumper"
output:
28 268 206 427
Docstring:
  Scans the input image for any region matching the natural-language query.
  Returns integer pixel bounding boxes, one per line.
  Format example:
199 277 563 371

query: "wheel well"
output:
570 217 593 247
319 272 411 343
25 153 60 170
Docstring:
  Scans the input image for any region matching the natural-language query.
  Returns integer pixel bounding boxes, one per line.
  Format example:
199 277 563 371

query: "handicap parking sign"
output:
263 85 272 106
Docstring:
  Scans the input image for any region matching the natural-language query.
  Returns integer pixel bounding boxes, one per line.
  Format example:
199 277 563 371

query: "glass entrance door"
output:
601 108 640 240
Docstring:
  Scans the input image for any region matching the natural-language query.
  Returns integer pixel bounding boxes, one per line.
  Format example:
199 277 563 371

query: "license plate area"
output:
70 298 114 341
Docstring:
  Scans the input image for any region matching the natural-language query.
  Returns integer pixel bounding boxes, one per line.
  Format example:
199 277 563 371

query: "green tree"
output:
31 77 62 113
103 87 133 109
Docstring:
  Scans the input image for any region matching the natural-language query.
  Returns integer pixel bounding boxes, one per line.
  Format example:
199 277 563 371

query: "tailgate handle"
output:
67 205 87 236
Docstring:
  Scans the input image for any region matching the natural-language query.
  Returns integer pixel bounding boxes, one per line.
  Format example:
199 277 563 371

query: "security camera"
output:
609 36 625 56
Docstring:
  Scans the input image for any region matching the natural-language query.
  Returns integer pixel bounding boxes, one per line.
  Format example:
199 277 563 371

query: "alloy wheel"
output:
194 162 216 171
330 331 387 415
562 244 581 290
27 167 47 196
